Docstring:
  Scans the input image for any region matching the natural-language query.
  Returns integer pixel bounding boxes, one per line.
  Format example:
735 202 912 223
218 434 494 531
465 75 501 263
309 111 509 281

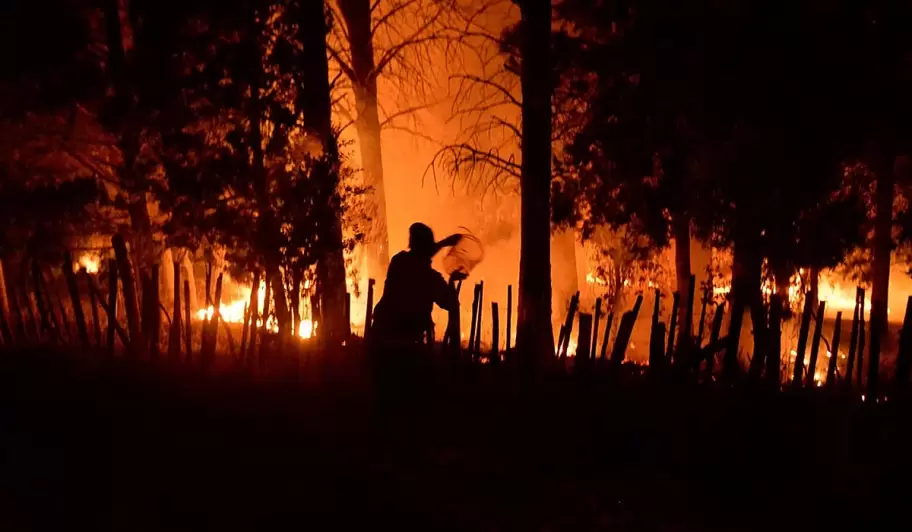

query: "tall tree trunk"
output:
298 0 350 342
868 154 895 399
515 0 554 363
338 0 390 281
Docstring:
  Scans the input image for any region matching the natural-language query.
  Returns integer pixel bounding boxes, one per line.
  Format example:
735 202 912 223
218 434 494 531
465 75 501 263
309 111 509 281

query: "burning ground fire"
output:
195 280 318 339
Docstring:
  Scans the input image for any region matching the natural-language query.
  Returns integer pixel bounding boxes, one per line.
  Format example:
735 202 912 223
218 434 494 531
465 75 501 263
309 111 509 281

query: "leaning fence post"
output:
705 303 726 381
576 312 593 366
63 251 90 348
666 292 680 360
826 312 843 389
112 235 141 356
591 297 602 360
183 280 193 363
806 301 827 387
766 296 782 387
792 295 814 386
844 287 862 391
857 288 866 389
506 285 513 352
599 312 614 360
365 278 375 339
106 260 119 355
894 296 912 392
491 302 500 365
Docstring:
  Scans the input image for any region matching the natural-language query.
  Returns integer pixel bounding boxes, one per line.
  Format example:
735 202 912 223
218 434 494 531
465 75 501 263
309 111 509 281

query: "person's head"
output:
408 222 435 257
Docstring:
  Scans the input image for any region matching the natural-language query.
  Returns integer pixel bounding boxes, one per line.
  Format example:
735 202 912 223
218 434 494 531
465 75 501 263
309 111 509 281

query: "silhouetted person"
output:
370 223 464 347
368 223 465 416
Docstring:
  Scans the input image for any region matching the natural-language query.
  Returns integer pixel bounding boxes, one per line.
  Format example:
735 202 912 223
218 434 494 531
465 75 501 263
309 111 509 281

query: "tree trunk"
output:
338 0 390 281
298 0 350 343
868 155 895 399
515 0 554 363
63 251 90 349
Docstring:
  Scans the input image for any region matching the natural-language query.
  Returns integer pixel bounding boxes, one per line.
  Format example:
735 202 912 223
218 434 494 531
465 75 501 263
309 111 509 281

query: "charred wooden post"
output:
766 297 782 386
31 262 54 342
705 303 726 381
112 235 141 356
290 270 301 338
469 283 480 357
183 280 192 363
599 312 614 360
85 271 102 347
491 302 500 364
63 251 90 348
50 276 73 342
106 260 119 355
86 276 130 347
649 289 664 370
246 271 261 364
40 269 66 342
365 278 375 339
792 295 814 386
559 291 580 358
239 303 251 362
826 312 843 389
576 312 593 360
168 261 182 361
894 296 912 392
591 297 602 360
611 295 644 366
475 281 485 358
697 277 711 347
666 292 680 359
444 280 462 354
857 288 866 390
506 285 513 352
806 301 827 387
844 288 862 391
23 285 41 341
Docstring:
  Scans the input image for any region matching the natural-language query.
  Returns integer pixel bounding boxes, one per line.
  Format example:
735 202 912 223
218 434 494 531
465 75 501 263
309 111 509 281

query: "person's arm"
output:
432 234 462 256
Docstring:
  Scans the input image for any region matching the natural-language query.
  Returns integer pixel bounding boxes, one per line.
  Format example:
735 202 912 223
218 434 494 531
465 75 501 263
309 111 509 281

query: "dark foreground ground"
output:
2 347 911 531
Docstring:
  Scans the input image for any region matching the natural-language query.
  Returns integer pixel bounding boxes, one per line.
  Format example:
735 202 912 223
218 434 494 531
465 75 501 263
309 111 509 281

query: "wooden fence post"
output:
792 295 814 386
106 260 119 356
63 251 90 348
894 296 912 392
844 288 862 391
469 283 480 357
649 289 664 370
826 312 843 389
365 278 375 339
591 297 602 360
857 288 866 389
599 312 614 360
474 281 484 358
148 265 161 359
506 285 513 352
806 301 827 387
766 296 782 386
705 303 726 381
491 302 500 365
666 292 680 359
112 235 141 356
85 271 102 347
611 295 644 366
576 312 593 362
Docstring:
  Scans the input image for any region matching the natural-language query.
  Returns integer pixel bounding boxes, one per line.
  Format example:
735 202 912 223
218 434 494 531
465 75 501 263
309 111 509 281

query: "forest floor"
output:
1 347 910 531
